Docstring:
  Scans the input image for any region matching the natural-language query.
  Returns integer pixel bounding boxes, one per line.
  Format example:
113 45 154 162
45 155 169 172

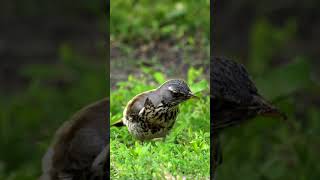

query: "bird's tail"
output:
111 118 125 127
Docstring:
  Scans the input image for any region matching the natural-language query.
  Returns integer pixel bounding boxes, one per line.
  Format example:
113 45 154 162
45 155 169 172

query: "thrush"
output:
112 79 197 141
90 144 109 180
40 98 109 180
211 56 287 132
210 57 287 175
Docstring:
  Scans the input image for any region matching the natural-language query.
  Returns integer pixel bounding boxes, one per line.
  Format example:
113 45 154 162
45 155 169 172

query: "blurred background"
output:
214 1 320 180
110 1 210 178
110 0 210 88
0 1 107 179
1 0 319 179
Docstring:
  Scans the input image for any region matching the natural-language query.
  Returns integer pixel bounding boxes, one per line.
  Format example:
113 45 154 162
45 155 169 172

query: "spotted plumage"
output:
114 79 197 141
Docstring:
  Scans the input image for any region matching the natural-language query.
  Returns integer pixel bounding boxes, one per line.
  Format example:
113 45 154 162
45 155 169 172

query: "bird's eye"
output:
168 86 185 97
172 91 184 97
168 86 176 93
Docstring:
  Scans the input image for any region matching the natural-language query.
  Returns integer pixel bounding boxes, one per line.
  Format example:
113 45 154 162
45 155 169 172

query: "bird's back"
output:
124 90 164 117
211 57 258 104
40 98 109 179
123 90 179 140
211 57 282 132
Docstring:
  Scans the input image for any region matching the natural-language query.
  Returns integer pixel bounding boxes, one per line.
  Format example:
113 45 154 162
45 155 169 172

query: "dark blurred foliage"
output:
214 1 320 179
0 0 107 179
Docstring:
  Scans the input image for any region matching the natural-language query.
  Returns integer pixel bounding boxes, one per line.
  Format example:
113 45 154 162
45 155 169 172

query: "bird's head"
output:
158 79 198 106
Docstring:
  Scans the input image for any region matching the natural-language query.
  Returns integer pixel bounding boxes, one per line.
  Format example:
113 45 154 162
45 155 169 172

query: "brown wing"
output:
144 97 155 109
124 90 155 121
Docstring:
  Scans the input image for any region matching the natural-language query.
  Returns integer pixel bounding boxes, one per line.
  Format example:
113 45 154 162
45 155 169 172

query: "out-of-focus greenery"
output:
110 0 210 89
217 18 320 180
111 0 210 43
0 45 106 179
110 1 210 179
249 19 297 75
110 68 210 179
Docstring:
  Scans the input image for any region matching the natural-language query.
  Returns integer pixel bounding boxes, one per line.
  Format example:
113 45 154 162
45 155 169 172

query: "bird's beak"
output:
187 92 199 99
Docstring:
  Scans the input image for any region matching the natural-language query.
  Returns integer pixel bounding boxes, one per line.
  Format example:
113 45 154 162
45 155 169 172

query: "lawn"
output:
110 68 210 179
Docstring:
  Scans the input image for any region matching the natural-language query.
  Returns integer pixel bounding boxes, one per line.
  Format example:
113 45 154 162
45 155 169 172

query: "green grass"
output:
110 68 210 179
111 0 210 43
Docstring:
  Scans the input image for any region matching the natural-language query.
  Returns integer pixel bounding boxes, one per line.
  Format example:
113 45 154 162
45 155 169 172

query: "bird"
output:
112 79 198 141
90 144 109 180
39 98 109 180
211 56 287 132
210 57 287 176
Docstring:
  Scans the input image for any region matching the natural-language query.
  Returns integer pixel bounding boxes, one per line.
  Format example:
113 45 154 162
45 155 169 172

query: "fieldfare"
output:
112 79 198 141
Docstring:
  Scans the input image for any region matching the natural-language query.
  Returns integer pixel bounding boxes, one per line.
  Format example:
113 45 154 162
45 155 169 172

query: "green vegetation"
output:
0 46 106 179
110 1 210 179
110 68 210 179
110 0 210 83
217 18 320 180
111 0 210 43
1 0 318 179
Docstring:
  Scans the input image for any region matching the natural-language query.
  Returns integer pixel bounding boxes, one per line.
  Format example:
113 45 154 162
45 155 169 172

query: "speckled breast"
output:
125 106 179 140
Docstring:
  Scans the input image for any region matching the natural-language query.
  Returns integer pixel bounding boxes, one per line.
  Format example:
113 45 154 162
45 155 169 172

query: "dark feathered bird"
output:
90 144 109 180
40 98 109 180
210 57 287 176
112 79 197 140
211 57 286 133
